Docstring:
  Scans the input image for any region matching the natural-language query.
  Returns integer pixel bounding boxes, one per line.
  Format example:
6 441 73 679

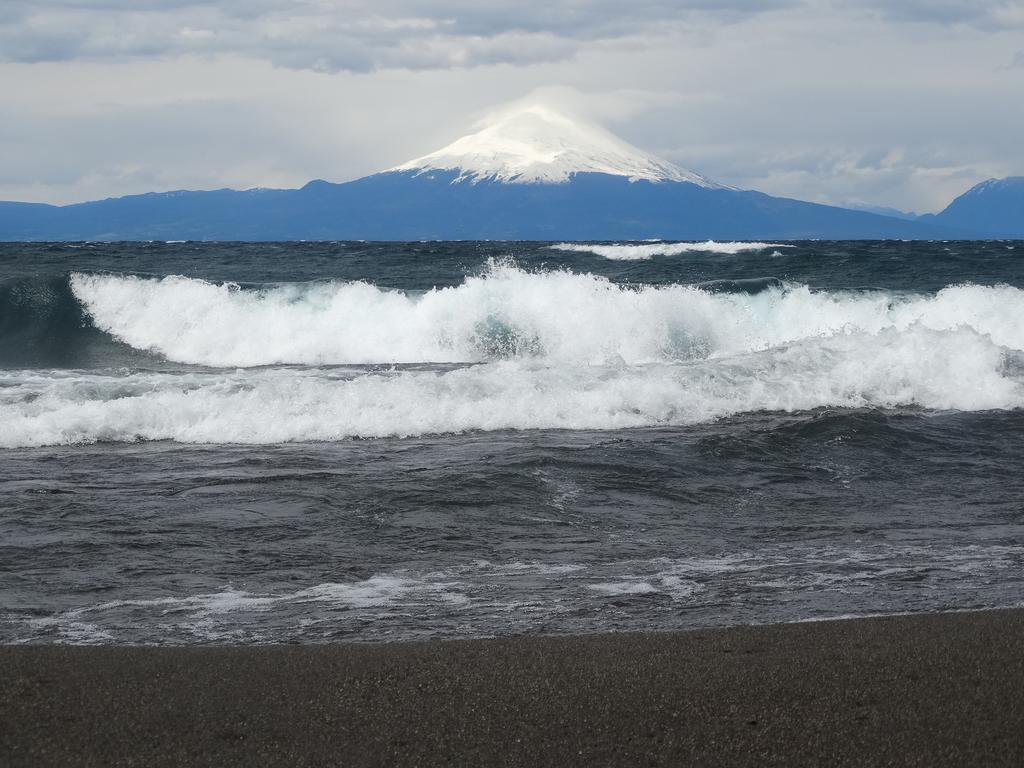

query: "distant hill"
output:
923 177 1024 238
0 105 988 241
843 204 920 221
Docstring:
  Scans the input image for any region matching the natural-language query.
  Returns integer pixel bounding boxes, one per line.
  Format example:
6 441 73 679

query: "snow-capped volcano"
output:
2 101 968 240
391 104 723 187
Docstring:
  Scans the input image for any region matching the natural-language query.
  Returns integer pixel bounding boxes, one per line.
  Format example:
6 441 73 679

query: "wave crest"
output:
68 265 1024 368
3 325 1020 447
549 241 794 260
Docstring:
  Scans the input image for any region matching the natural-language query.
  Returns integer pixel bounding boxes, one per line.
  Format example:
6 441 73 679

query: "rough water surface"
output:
1 240 1022 644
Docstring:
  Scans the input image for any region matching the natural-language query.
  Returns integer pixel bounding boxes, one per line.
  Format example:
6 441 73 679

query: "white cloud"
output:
0 0 1021 209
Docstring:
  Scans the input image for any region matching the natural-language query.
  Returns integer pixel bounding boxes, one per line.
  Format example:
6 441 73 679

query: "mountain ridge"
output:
923 176 1024 237
0 170 970 241
0 105 1014 241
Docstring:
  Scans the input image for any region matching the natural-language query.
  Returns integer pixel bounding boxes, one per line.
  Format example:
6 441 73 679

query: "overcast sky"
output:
1 0 1022 211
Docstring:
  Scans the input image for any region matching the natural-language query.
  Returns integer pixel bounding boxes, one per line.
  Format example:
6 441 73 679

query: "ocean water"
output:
1 240 1022 644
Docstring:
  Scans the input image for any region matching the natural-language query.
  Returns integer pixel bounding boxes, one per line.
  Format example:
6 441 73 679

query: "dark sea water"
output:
2 240 1022 644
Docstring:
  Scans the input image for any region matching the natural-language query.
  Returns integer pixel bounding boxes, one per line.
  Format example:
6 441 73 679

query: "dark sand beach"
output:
2 609 1022 767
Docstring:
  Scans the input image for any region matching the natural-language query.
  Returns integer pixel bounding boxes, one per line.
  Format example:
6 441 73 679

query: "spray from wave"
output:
68 263 1024 367
2 325 1021 447
1 261 1021 447
549 241 795 260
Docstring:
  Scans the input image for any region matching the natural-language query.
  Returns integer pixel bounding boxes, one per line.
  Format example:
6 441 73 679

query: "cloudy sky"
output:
1 0 1022 211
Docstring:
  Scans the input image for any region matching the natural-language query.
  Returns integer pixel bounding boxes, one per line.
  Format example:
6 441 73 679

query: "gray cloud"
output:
0 0 800 71
2 1 1020 72
1 0 1021 210
3 2 1021 73
856 0 1021 26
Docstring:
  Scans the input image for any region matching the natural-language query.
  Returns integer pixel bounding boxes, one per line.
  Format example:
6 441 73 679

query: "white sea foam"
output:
1 324 1020 447
18 576 470 643
588 581 660 596
32 577 467 623
588 576 702 599
6 266 1022 447
549 241 794 260
69 265 1024 368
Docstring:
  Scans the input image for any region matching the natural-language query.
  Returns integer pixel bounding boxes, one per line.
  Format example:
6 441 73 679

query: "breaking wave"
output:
549 241 794 260
2 325 1021 447
67 264 1024 367
2 261 1023 446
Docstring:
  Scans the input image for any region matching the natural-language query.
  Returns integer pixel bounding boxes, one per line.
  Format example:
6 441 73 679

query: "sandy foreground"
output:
2 609 1023 767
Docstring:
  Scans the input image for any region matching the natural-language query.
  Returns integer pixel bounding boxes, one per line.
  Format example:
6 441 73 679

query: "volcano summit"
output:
391 104 723 188
0 104 992 240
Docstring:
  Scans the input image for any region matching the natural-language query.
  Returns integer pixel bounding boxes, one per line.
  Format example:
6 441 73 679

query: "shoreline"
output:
3 609 1023 767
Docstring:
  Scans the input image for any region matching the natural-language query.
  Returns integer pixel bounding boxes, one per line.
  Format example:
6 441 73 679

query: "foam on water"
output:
588 581 660 596
1 324 1020 447
69 264 1024 367
18 576 469 643
550 241 794 259
10 544 1021 644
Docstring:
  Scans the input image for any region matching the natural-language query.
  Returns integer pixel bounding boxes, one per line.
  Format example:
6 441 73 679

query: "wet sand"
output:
2 609 1023 767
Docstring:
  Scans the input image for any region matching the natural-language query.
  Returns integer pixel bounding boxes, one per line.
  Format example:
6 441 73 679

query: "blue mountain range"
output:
0 106 1019 241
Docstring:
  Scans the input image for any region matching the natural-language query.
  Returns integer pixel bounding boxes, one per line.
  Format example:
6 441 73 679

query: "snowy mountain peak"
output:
391 104 723 187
